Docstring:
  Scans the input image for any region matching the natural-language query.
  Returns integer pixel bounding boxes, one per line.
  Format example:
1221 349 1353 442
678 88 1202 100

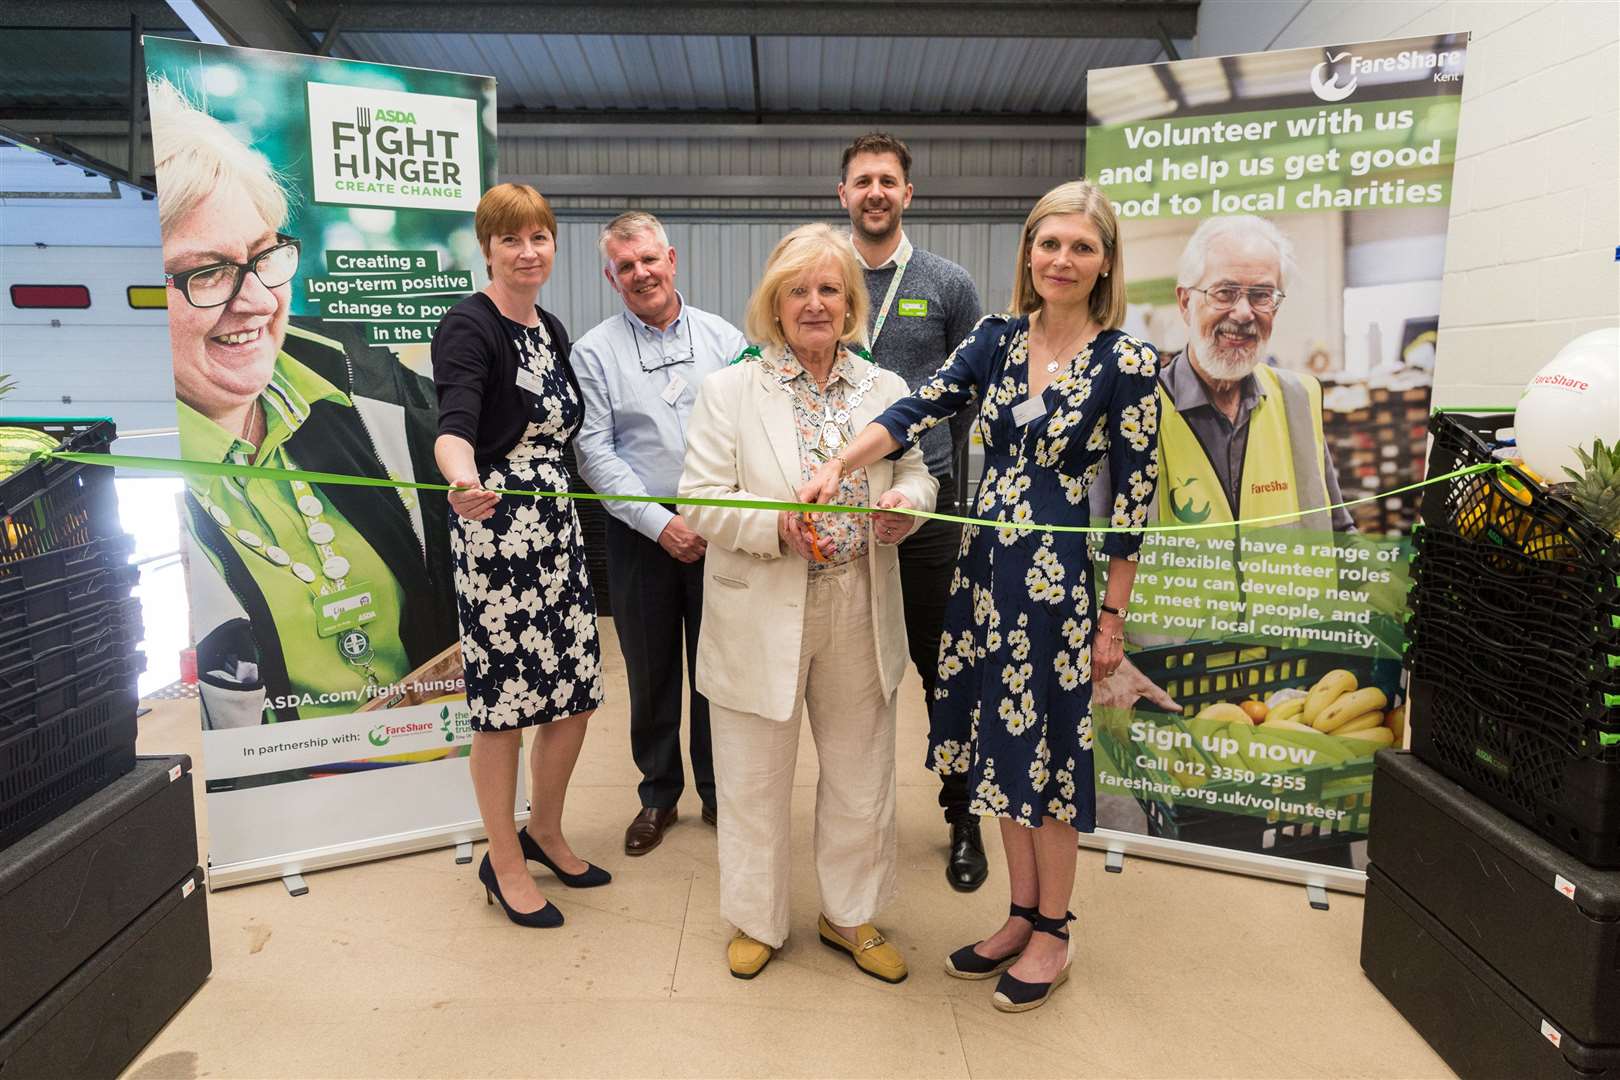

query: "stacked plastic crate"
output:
0 419 211 1076
1363 410 1620 1078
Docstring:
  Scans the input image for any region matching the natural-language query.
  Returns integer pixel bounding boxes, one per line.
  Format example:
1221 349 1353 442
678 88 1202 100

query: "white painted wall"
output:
1197 0 1619 408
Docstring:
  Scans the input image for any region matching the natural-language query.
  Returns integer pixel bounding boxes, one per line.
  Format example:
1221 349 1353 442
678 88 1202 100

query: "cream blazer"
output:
678 348 939 722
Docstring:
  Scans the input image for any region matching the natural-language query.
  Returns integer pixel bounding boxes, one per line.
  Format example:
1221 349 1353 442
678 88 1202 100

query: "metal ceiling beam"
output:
511 174 1062 198
293 1 1198 38
0 115 1090 147
2 2 184 29
166 0 315 52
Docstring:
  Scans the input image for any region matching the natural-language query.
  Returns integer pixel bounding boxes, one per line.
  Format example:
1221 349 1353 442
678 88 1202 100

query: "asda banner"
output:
143 38 497 887
1084 34 1467 881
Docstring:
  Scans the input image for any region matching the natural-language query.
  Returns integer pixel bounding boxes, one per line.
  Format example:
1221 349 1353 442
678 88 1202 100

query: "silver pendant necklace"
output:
1036 314 1095 375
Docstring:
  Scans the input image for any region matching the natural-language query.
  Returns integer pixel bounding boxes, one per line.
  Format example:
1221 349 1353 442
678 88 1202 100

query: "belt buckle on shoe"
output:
860 932 885 951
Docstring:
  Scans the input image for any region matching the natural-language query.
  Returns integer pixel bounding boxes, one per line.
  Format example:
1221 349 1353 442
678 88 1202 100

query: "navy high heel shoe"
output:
479 853 564 928
519 828 612 888
944 902 1039 979
991 910 1075 1012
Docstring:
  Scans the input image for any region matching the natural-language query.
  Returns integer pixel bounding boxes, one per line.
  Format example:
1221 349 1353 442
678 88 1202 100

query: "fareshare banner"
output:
1084 34 1467 882
143 38 498 887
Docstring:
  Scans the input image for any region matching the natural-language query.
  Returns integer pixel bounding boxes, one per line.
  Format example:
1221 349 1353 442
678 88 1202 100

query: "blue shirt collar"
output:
621 290 687 337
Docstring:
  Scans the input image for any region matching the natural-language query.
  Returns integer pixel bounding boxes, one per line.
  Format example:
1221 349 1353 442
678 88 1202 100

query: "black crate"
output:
1102 638 1399 862
0 596 141 676
0 418 120 562
0 534 136 640
1129 638 1398 718
0 649 143 734
0 599 140 707
1363 865 1620 1079
0 756 196 1032
1410 675 1620 867
0 687 138 853
1370 751 1620 1045
0 867 210 1080
1422 410 1619 566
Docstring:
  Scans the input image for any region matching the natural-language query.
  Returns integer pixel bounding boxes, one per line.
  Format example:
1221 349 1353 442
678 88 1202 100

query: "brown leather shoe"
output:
701 803 717 828
624 806 677 855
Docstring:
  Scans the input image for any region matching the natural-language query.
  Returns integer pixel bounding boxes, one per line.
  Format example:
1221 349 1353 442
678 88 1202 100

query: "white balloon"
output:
1516 328 1620 481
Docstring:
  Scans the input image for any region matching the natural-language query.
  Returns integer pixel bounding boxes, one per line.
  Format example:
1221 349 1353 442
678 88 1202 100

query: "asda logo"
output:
307 82 481 212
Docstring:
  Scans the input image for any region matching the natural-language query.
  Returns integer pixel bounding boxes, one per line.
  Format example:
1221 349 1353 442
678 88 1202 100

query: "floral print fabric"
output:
449 320 604 730
872 315 1160 830
772 346 872 570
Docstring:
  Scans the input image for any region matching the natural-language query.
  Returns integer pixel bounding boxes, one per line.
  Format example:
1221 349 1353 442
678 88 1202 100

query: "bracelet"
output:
835 453 850 477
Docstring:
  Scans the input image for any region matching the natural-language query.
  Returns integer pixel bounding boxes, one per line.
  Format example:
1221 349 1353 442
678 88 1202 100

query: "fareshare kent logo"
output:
1310 51 1358 102
307 82 480 212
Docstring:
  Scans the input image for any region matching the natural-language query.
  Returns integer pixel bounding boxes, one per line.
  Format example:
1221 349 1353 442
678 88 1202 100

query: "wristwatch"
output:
1100 603 1128 618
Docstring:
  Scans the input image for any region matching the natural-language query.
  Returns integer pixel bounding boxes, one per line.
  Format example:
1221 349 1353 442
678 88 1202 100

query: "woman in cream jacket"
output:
679 223 937 982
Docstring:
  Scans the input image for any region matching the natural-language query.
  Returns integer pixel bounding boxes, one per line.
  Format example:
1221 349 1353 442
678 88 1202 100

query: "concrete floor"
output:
124 619 1451 1079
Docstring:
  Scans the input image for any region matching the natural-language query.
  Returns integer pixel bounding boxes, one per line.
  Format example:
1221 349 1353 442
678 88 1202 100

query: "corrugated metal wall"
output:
543 217 1023 340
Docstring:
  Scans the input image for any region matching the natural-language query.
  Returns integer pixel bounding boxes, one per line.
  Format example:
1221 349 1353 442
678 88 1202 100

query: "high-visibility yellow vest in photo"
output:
1148 361 1334 640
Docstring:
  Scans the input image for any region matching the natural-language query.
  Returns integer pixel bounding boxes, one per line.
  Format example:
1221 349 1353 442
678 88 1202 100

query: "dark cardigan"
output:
430 292 582 469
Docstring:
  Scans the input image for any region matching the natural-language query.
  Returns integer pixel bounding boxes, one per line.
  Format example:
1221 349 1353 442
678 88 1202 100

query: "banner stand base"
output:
208 813 527 891
1079 828 1366 897
282 874 308 897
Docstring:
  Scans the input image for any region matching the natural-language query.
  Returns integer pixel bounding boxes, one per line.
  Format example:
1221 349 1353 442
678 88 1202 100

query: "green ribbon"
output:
41 450 1500 537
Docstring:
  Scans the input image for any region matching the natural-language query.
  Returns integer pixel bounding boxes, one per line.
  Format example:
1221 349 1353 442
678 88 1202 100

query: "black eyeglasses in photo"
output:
1187 284 1286 313
634 317 695 373
165 235 302 309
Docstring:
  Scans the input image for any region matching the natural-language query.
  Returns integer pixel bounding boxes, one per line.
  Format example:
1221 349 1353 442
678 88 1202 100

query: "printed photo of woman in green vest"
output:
151 78 459 729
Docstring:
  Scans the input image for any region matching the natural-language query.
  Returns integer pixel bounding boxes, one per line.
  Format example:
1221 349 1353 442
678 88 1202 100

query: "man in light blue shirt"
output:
574 211 747 856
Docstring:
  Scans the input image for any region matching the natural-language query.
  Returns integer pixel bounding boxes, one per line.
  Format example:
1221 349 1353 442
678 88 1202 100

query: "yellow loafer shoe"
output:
728 930 773 980
818 915 908 984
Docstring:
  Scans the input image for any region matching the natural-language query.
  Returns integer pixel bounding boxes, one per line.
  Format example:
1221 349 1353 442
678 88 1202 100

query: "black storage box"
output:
1363 864 1620 1080
0 866 209 1080
0 686 139 853
1370 750 1620 1044
0 756 197 1031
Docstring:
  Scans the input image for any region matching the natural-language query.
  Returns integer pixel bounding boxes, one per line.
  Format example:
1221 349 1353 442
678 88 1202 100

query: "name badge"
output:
897 298 928 317
515 367 545 396
661 373 687 405
1011 397 1047 427
314 581 378 638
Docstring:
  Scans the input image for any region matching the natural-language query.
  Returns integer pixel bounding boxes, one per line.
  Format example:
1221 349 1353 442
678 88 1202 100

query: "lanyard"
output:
869 258 909 349
861 234 913 348
196 472 383 691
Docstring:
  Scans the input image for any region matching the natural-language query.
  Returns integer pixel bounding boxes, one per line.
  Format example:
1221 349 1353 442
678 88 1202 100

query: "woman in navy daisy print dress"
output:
799 181 1159 1012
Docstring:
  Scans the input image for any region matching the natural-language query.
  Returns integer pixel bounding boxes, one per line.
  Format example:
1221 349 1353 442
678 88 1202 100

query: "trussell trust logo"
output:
306 82 481 212
1310 44 1466 102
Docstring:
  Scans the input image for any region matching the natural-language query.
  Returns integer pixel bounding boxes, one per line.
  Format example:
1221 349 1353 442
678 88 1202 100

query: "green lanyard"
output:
196 475 383 692
869 257 909 348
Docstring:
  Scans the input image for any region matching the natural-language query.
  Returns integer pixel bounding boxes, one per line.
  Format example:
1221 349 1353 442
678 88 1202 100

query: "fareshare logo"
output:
307 81 481 212
1310 51 1358 102
367 719 436 748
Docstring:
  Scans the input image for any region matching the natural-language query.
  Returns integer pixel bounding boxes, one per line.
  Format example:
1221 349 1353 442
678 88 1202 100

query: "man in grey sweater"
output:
839 132 988 892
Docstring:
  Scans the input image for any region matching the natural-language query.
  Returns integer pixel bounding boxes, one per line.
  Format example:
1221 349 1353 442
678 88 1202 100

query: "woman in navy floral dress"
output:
800 181 1159 1012
433 184 608 931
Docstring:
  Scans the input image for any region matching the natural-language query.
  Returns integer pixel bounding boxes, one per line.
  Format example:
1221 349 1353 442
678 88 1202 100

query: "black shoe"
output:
947 817 988 892
992 910 1075 1012
519 828 612 888
944 902 1038 979
478 854 564 928
701 803 717 828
